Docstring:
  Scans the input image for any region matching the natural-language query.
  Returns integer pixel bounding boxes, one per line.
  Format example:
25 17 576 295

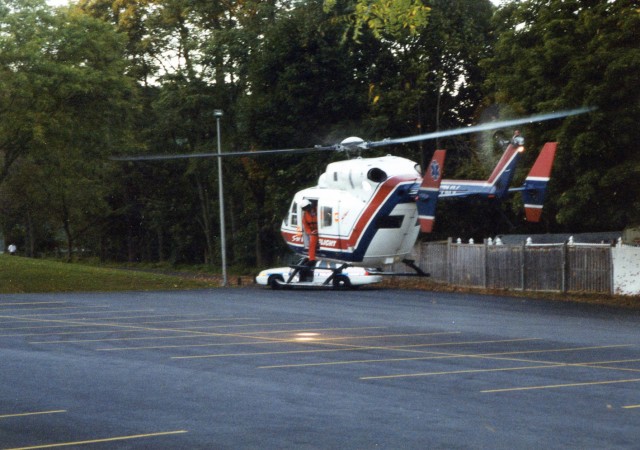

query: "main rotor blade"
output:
111 145 338 161
366 106 595 148
112 106 594 162
112 152 217 161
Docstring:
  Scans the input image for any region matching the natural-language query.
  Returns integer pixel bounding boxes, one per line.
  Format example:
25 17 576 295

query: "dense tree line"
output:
0 0 638 269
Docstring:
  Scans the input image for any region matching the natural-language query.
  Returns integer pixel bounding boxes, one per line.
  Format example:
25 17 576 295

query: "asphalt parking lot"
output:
1 287 639 449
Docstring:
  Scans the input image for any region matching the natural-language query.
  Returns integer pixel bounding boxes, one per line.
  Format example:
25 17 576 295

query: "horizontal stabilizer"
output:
417 150 446 232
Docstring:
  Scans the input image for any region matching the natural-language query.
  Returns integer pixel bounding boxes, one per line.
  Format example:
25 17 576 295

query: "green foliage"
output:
0 1 136 258
483 0 640 232
363 0 494 170
324 0 431 42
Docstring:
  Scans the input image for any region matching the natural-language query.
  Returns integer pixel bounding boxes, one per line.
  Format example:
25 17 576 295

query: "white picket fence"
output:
397 239 640 296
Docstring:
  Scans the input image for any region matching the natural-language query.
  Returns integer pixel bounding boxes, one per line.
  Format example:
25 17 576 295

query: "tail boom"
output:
439 141 524 200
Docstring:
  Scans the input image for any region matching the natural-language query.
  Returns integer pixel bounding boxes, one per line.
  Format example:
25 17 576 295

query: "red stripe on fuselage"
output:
345 176 417 250
281 175 418 254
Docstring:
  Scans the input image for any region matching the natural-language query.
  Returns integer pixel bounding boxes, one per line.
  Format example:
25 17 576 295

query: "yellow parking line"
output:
302 337 539 357
360 356 640 380
262 355 460 369
355 337 539 354
471 344 633 358
0 302 66 307
32 330 452 346
171 332 530 360
170 332 462 359
0 310 150 320
30 334 209 344
8 315 407 353
262 345 636 370
98 327 391 351
100 338 324 352
138 316 259 324
0 306 107 313
482 378 640 393
42 310 161 318
0 317 297 332
0 410 66 419
0 324 117 331
15 317 250 342
73 313 249 322
197 325 383 335
74 315 281 323
581 359 640 373
361 363 566 380
5 322 322 339
4 430 188 450
1 330 156 338
622 404 640 409
173 346 374 359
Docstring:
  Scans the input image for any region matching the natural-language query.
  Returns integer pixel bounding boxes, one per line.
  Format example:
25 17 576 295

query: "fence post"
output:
483 241 488 289
447 237 452 284
609 246 615 295
521 243 526 291
561 244 567 293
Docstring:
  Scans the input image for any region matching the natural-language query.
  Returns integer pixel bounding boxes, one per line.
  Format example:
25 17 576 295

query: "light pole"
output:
214 109 228 286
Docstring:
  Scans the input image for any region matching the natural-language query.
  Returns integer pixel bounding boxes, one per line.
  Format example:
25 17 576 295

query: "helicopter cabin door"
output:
317 197 341 257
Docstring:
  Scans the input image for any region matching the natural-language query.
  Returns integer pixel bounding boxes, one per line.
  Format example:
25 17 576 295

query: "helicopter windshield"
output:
284 200 298 227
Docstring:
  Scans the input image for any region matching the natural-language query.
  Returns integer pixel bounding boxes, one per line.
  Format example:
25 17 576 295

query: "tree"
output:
483 0 640 232
236 0 379 265
326 1 494 165
0 1 136 258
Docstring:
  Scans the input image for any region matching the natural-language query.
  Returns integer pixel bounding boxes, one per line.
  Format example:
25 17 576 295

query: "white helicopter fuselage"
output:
280 155 424 267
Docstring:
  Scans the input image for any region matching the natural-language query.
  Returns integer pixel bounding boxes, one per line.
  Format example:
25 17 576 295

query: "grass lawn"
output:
0 255 218 294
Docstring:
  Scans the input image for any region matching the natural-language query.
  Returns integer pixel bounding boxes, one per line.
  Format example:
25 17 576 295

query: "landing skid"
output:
370 259 430 277
274 279 346 290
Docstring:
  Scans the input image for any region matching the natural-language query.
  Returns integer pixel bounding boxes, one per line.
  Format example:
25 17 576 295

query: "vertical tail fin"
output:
486 140 525 199
417 150 446 232
523 142 557 222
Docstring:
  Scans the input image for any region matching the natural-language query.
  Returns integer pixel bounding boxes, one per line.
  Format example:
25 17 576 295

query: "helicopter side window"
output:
290 202 298 226
377 215 403 229
320 206 333 228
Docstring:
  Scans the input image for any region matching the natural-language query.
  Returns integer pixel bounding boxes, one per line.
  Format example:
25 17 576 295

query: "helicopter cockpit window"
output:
290 202 298 226
321 206 333 228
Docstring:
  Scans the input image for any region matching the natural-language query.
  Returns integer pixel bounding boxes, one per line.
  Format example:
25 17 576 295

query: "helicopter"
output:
113 107 593 284
280 145 445 270
279 132 555 271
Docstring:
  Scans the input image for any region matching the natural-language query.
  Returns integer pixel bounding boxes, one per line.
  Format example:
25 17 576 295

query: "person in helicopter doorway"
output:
300 199 318 281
